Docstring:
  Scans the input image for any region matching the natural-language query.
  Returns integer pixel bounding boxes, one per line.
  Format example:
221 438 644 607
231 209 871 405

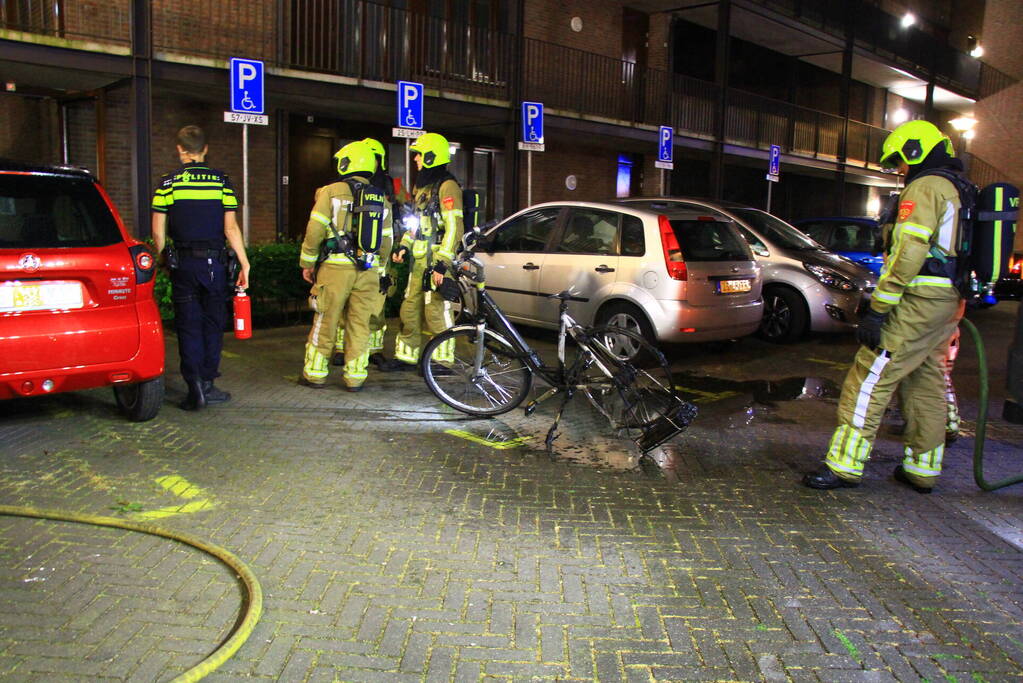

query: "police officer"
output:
384 132 463 370
299 140 391 391
332 138 408 370
152 125 251 411
803 120 966 494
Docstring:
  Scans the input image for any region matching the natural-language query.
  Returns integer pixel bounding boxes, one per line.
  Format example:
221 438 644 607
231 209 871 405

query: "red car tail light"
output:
658 215 687 281
129 244 156 285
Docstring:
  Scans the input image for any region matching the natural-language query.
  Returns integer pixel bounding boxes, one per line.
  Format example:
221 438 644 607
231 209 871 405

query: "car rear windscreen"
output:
0 174 122 248
670 220 750 262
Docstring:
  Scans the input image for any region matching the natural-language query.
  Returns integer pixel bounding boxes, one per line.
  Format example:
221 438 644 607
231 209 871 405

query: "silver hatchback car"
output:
474 201 763 359
622 198 877 343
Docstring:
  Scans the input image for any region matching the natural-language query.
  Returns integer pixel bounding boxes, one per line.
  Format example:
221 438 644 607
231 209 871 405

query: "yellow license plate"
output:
0 281 84 312
719 279 751 294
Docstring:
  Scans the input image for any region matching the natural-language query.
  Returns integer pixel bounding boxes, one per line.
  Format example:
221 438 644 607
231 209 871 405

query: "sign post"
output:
393 81 424 193
517 102 544 206
655 126 674 195
227 58 266 245
766 144 781 214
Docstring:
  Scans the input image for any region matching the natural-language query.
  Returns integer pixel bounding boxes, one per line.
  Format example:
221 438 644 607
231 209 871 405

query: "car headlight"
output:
804 263 858 292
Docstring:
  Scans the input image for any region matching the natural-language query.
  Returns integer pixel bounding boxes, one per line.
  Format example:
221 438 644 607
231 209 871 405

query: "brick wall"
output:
66 100 98 174
149 95 279 243
974 0 1023 246
524 0 623 60
0 94 60 164
518 143 618 206
62 0 130 43
152 0 277 61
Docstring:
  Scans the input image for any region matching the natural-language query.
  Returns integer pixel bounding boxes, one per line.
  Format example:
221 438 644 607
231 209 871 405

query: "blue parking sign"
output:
522 102 543 143
769 144 781 176
658 126 673 163
230 58 264 114
397 81 424 129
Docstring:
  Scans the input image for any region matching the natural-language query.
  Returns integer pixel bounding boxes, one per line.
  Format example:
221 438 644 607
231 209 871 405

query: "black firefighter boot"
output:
180 378 207 411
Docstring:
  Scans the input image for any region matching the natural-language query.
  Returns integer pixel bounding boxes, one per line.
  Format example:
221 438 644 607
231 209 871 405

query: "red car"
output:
0 161 165 420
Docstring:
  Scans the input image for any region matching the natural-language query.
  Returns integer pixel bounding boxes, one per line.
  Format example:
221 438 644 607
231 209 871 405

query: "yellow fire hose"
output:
0 505 262 682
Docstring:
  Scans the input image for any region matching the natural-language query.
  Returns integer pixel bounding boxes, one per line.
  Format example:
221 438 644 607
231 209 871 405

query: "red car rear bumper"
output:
0 300 164 399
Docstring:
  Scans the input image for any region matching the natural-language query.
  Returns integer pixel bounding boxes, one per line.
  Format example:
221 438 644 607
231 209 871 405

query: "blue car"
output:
792 216 884 275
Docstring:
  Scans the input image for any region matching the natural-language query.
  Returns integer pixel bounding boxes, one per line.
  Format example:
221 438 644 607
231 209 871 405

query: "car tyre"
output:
758 286 808 344
595 302 657 365
113 375 164 422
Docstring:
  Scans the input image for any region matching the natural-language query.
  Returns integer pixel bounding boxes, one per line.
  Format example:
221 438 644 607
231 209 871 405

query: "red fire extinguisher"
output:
233 287 252 339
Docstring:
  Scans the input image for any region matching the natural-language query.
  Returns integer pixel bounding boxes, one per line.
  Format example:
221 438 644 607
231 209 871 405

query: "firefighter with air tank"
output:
298 140 391 392
382 132 464 371
332 137 409 370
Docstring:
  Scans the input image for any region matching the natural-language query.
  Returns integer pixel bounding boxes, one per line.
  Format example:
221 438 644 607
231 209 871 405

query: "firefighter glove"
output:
379 274 392 295
436 277 461 303
856 309 887 349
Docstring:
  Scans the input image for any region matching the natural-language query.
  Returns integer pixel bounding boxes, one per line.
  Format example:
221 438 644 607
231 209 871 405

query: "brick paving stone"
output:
1 306 1022 681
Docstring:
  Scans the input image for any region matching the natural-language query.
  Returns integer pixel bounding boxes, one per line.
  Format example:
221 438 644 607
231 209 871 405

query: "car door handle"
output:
594 265 615 273
522 263 540 270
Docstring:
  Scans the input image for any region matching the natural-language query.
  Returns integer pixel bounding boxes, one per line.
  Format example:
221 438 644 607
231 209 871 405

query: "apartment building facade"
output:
1 0 1019 244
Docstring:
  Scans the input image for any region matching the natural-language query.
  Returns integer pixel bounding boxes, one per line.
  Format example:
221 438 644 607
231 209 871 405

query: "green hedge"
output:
154 241 409 326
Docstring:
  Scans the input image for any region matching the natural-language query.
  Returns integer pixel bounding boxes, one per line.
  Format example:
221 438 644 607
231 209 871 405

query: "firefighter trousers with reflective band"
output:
336 290 387 353
393 260 454 364
825 293 964 486
303 264 378 388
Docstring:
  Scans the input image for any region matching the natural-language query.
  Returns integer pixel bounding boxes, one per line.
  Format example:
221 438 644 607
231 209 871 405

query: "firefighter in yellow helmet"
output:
803 120 966 494
298 140 392 391
382 132 463 370
332 137 407 369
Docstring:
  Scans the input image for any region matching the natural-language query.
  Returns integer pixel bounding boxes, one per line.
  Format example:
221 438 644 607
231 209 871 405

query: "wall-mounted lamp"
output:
900 12 916 29
949 116 977 132
967 35 984 58
892 108 910 125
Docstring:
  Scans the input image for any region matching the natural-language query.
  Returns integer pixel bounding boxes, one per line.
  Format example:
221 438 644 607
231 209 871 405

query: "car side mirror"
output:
752 244 769 258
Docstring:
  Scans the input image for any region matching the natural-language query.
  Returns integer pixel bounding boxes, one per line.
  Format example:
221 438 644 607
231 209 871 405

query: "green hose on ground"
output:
0 505 262 683
961 317 1023 491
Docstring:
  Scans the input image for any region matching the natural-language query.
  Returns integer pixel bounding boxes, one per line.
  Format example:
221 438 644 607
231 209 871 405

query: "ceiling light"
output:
901 12 916 28
949 116 977 132
892 108 910 124
970 44 984 58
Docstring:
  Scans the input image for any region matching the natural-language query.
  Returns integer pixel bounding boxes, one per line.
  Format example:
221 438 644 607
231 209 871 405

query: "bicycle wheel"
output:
575 326 676 430
422 326 533 417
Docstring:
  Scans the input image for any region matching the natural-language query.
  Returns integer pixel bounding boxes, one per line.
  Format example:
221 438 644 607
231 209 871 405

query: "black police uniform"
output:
151 162 238 387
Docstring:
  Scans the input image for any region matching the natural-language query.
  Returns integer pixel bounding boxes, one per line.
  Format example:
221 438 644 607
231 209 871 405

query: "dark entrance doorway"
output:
287 116 349 240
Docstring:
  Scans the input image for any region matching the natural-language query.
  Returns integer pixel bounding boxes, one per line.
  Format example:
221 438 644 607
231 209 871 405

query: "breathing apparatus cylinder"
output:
233 288 253 339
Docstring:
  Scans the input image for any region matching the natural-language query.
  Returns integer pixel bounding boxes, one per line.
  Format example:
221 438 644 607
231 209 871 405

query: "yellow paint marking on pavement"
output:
154 475 208 499
808 357 851 371
221 350 240 359
674 386 741 403
52 409 75 419
137 475 216 519
445 429 531 450
137 500 216 520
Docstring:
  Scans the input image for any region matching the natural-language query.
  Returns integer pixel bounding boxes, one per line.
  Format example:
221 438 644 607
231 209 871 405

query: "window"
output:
621 215 645 256
798 221 831 245
670 220 750 262
0 175 120 248
488 208 560 252
616 154 633 199
730 208 820 251
735 225 769 257
558 209 620 255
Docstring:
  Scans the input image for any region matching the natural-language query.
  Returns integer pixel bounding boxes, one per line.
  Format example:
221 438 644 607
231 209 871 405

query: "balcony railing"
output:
0 0 129 45
6 0 890 169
